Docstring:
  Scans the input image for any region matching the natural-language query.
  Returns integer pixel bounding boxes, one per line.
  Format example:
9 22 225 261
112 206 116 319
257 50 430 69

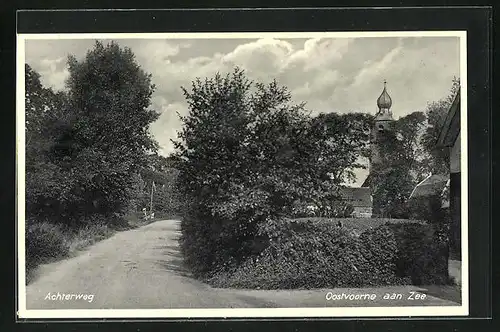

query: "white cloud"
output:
352 39 403 87
36 57 69 90
285 38 352 71
222 38 293 75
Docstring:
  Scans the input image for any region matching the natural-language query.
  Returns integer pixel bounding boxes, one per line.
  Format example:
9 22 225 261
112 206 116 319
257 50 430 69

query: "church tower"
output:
370 80 395 166
362 80 395 191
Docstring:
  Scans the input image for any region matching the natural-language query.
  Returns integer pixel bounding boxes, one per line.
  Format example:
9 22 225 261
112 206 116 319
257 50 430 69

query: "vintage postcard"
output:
17 31 468 319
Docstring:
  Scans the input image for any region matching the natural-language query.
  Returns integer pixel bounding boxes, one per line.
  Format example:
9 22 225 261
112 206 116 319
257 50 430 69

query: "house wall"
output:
449 133 461 258
450 172 461 258
450 131 461 173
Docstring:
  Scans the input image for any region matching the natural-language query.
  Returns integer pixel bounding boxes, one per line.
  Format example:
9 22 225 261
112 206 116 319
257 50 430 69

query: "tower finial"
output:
377 80 392 110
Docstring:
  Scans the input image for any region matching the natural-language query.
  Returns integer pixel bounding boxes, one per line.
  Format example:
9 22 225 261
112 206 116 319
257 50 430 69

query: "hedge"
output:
208 217 450 289
180 206 262 277
26 222 70 270
386 222 450 285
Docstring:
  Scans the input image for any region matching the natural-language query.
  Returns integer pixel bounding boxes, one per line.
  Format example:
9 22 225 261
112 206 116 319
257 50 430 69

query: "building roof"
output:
377 81 393 110
375 81 394 122
409 174 449 199
437 90 460 147
340 187 372 208
361 173 373 188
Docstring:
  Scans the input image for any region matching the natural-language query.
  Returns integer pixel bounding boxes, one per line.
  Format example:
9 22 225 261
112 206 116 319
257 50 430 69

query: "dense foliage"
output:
420 77 460 175
61 42 159 221
173 68 372 276
25 222 70 270
386 222 450 285
25 42 170 281
208 218 450 289
370 111 427 218
25 64 71 223
26 42 160 227
131 155 183 217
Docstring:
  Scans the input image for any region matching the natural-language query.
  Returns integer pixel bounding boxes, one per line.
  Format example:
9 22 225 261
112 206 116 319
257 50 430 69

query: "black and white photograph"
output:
17 31 467 318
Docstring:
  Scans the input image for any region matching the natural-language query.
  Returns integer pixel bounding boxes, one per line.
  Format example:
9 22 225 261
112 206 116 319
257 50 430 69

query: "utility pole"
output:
150 181 155 219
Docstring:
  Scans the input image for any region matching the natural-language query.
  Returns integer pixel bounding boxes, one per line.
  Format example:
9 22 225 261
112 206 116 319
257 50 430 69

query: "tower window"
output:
378 124 385 132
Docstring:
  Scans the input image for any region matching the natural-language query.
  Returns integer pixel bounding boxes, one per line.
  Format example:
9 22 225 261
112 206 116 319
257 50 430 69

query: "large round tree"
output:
56 41 160 221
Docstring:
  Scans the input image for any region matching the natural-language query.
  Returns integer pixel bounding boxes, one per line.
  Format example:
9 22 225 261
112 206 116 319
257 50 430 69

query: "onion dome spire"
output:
377 80 392 110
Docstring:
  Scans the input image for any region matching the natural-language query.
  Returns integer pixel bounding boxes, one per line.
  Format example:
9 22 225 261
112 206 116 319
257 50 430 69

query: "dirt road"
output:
26 219 460 310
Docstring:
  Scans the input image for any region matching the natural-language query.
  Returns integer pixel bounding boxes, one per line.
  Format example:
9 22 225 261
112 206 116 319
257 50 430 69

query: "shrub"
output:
179 210 217 276
354 225 410 286
26 215 123 285
407 194 447 225
25 222 70 270
179 201 263 277
68 217 115 252
173 69 373 278
208 217 450 289
387 222 450 285
292 217 422 234
208 218 410 289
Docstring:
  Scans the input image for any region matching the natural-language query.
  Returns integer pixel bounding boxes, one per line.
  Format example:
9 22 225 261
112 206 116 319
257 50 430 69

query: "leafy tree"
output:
172 68 255 271
173 67 373 273
41 41 159 223
420 77 460 175
127 172 147 213
25 64 70 162
371 112 427 217
135 155 182 216
310 112 372 184
25 64 73 223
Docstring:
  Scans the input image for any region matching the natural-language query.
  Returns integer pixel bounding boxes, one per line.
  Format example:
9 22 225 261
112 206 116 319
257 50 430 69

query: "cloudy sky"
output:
25 35 461 185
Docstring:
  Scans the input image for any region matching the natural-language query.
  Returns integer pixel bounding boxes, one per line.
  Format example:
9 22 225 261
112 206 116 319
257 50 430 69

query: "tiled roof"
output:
409 174 449 199
339 187 372 207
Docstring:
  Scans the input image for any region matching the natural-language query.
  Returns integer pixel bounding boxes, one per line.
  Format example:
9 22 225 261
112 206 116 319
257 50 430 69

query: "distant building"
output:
436 90 461 257
409 174 449 200
370 80 395 165
361 80 395 216
339 187 372 218
407 173 449 220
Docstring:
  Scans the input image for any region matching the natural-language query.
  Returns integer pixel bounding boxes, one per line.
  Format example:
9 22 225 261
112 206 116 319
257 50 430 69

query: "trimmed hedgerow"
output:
293 217 424 233
208 217 450 289
387 222 450 285
207 218 410 289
